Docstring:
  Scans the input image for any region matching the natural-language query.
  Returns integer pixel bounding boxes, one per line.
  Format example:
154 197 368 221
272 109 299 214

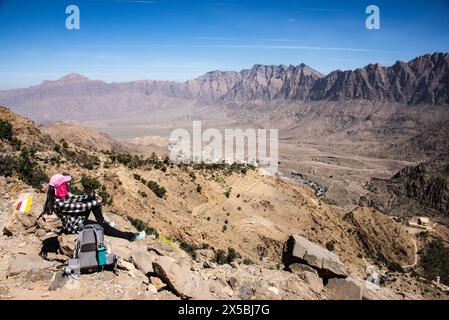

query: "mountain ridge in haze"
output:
0 52 448 126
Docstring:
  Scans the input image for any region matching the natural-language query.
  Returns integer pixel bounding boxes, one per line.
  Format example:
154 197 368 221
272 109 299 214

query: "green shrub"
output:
147 180 167 198
80 176 101 194
60 139 69 149
196 185 202 193
214 249 227 265
420 240 449 285
5 149 49 189
178 239 200 258
326 240 335 252
226 247 241 263
387 262 404 273
139 191 148 198
127 217 159 238
98 185 113 206
0 154 17 177
0 119 13 141
243 257 254 265
10 137 21 150
79 176 112 205
214 248 241 265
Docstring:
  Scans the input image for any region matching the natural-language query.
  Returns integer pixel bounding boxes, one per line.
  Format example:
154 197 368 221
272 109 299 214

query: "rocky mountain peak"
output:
57 73 91 82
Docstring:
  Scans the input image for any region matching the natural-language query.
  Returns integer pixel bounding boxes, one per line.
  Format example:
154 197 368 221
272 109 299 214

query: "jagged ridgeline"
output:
0 53 448 124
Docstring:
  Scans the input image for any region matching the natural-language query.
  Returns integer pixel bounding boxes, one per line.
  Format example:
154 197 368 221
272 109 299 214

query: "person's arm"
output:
55 197 101 214
67 193 98 202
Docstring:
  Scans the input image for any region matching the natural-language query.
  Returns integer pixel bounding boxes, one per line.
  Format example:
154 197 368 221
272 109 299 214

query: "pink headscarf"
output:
49 174 71 199
55 183 69 199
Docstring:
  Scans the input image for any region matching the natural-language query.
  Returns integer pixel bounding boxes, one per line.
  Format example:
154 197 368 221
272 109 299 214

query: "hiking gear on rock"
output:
74 224 117 274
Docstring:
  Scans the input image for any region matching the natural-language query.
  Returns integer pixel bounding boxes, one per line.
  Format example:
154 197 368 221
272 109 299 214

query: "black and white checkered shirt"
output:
54 194 102 234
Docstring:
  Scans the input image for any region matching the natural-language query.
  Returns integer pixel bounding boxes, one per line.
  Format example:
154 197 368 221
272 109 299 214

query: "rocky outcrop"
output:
282 235 348 280
366 153 449 218
7 254 55 277
153 256 212 300
129 250 160 275
324 278 362 300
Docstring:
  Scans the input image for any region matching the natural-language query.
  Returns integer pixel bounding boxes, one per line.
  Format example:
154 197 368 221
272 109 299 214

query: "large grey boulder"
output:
325 278 362 300
283 235 348 280
129 250 160 275
153 256 212 300
8 254 54 277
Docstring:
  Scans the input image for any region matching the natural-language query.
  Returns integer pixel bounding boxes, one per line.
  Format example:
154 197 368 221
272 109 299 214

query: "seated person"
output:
43 174 145 242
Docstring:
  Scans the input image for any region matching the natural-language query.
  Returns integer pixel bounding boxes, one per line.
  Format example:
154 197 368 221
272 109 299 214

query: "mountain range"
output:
0 52 448 124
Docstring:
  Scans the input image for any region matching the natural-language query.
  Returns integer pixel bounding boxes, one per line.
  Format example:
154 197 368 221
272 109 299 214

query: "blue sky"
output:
0 0 448 89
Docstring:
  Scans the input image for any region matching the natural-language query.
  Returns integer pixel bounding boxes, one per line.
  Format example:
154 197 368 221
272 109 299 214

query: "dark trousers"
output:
82 206 135 241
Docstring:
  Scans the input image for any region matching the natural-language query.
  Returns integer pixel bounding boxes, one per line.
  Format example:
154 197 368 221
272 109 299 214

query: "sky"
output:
0 0 448 89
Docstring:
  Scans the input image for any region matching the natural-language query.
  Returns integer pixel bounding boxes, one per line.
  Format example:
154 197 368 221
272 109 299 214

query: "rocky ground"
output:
1 183 446 300
1 106 448 300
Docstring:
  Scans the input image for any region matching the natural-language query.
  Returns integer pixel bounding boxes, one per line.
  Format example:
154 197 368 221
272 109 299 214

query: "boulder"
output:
112 272 146 290
283 235 348 280
0 284 10 297
301 271 324 293
129 268 150 285
289 263 324 292
129 250 160 275
289 263 318 276
148 242 174 255
228 276 238 290
153 256 212 300
35 228 47 239
37 214 63 232
150 276 167 291
8 254 54 277
203 260 217 269
26 268 54 283
108 237 141 261
195 249 215 262
325 278 362 300
147 283 158 294
117 258 135 271
267 286 280 295
49 271 67 291
58 234 77 257
16 213 37 230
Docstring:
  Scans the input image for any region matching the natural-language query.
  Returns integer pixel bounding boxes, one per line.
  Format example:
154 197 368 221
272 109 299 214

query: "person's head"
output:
43 174 71 215
49 174 72 199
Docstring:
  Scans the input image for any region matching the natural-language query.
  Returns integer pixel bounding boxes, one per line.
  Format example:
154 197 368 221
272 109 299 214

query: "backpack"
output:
66 224 117 275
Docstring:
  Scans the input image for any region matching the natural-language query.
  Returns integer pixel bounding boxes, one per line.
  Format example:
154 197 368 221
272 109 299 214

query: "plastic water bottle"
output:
105 240 112 254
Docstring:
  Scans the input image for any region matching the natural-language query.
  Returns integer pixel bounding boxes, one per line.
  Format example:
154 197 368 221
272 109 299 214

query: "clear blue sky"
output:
0 0 448 89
